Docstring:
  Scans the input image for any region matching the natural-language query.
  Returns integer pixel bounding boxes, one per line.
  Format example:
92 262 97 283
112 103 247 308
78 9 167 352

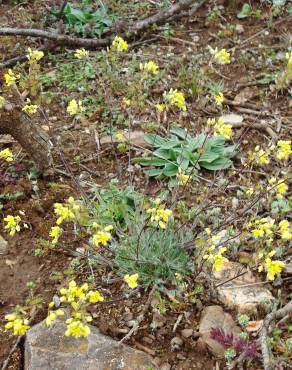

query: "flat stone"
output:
0 234 8 255
199 305 241 357
100 131 150 149
25 320 157 370
213 261 274 314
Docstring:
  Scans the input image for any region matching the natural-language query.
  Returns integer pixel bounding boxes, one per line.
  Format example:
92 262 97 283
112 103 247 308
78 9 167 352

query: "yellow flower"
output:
164 88 186 111
264 258 285 281
27 48 44 62
177 167 191 186
87 290 104 303
0 148 13 162
140 61 159 75
124 273 139 289
276 140 291 160
54 197 80 225
4 69 16 86
213 117 232 139
22 100 38 115
112 36 128 52
155 103 166 113
115 132 124 141
279 220 292 240
147 201 173 229
46 312 56 327
203 246 228 272
214 48 231 65
49 226 63 245
214 92 224 106
65 319 90 337
249 145 270 165
122 98 132 106
93 231 112 246
74 48 89 59
5 315 30 336
251 217 274 239
0 96 5 109
268 178 288 199
67 99 84 116
4 215 21 236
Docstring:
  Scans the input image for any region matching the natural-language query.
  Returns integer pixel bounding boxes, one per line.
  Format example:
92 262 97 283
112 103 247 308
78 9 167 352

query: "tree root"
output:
260 300 292 370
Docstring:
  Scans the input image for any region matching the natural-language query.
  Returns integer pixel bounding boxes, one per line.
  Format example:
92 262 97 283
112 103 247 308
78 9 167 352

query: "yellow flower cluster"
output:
67 99 84 116
258 251 285 281
5 313 30 336
74 48 89 59
146 198 173 229
248 145 271 165
278 220 292 240
22 99 38 115
176 167 191 186
4 69 17 86
155 103 166 112
203 246 228 272
276 140 291 160
112 36 128 52
140 61 159 75
214 92 224 106
27 48 44 62
268 177 288 199
92 224 113 247
46 280 104 337
164 88 187 111
124 273 139 289
54 197 81 225
49 226 63 245
0 148 13 162
214 48 231 65
4 215 21 236
0 96 5 109
207 117 232 139
250 217 275 239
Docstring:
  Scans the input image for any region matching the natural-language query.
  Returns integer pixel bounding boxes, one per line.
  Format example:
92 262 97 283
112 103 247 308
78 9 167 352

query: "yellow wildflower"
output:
268 177 288 199
251 218 274 239
4 215 21 236
115 132 124 141
155 103 166 113
203 246 228 272
112 36 128 52
49 226 63 245
248 145 270 165
0 96 5 109
4 69 16 86
124 273 139 289
147 199 173 229
22 100 38 115
27 47 44 62
67 99 84 116
214 92 224 106
46 311 57 327
54 197 80 225
278 220 292 241
0 148 13 162
74 48 89 59
164 88 186 111
264 258 285 281
276 140 292 160
122 98 132 106
65 319 90 337
140 60 159 75
177 167 191 186
87 290 104 303
92 225 113 247
210 117 232 139
5 314 30 336
214 48 231 65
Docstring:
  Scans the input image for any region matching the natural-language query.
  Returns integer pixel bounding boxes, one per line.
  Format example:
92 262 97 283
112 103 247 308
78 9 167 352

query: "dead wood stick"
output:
229 121 277 139
0 1 205 49
260 300 292 370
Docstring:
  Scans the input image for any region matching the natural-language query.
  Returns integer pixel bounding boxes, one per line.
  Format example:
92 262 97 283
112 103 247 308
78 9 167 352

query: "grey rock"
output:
0 234 8 255
213 261 274 314
199 305 241 357
181 329 193 338
25 320 156 370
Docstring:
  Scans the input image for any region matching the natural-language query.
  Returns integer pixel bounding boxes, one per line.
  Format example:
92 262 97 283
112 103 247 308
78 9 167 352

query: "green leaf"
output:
144 134 168 147
237 3 252 19
144 169 164 177
200 158 233 171
199 151 219 163
153 148 172 160
163 164 178 177
134 157 166 166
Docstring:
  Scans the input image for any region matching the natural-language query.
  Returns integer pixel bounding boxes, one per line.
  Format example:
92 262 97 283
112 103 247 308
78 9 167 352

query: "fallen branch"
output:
0 0 206 50
260 300 292 370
